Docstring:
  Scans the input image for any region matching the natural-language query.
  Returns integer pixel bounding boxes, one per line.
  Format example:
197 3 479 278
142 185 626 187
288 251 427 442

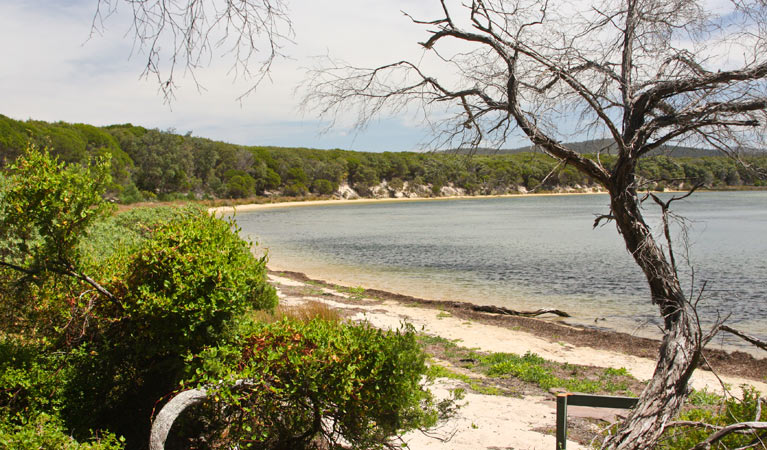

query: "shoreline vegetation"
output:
3 147 766 448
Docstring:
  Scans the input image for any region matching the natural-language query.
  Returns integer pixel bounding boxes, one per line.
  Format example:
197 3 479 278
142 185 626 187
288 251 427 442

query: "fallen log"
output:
470 304 571 318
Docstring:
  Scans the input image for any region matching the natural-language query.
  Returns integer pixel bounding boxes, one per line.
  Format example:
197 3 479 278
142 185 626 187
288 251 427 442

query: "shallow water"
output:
235 191 767 353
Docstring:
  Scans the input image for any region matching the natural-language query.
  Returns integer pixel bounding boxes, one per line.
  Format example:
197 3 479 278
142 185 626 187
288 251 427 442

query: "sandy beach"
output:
268 271 767 450
208 191 611 215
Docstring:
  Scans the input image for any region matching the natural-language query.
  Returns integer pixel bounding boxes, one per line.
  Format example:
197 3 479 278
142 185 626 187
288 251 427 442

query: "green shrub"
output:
658 387 766 449
61 208 277 445
311 178 335 195
184 319 439 449
0 338 66 420
80 205 197 267
117 209 277 352
225 173 257 198
0 413 124 450
283 181 309 196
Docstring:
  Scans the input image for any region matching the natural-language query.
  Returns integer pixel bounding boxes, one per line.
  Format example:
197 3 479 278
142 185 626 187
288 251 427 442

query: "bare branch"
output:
690 422 767 450
93 0 293 102
719 325 767 352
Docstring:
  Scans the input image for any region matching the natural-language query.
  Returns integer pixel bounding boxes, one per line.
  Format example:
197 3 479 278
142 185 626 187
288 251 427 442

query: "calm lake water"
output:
235 191 766 353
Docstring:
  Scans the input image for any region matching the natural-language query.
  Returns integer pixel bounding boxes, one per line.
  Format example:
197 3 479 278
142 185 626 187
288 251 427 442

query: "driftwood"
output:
470 305 571 318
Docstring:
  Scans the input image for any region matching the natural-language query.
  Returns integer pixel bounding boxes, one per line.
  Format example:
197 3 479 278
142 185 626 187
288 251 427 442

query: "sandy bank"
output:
208 191 610 215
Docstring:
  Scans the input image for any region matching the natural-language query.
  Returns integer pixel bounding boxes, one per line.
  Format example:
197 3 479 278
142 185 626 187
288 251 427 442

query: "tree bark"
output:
601 183 702 449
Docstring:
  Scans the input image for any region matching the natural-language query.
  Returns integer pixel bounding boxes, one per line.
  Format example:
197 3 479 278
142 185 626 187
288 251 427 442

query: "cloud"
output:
2 0 759 152
0 0 445 151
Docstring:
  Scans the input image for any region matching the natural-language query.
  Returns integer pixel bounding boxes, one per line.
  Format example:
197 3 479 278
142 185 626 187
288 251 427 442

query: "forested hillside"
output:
1 114 764 203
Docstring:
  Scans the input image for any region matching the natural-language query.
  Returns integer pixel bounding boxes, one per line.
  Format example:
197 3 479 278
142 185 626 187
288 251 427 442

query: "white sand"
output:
270 274 766 450
208 191 610 215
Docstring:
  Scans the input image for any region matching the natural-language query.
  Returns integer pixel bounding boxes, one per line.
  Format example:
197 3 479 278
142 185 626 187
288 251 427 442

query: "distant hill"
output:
442 139 732 158
1 114 765 203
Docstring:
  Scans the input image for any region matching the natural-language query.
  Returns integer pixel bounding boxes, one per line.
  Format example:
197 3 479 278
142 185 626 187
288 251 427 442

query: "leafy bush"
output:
1 147 439 450
658 387 766 449
0 338 66 421
0 147 114 342
0 146 112 292
116 209 278 353
183 319 439 449
60 207 278 445
0 413 124 450
311 178 335 195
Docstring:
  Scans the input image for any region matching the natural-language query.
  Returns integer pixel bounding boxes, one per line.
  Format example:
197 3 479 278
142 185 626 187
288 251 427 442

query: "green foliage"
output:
0 338 64 418
2 116 766 202
59 207 278 444
225 172 257 198
480 351 631 393
80 205 196 266
0 413 124 450
0 145 438 450
187 319 439 449
0 146 112 277
659 387 766 449
0 146 113 341
0 151 278 447
311 178 335 195
687 388 722 407
117 209 278 353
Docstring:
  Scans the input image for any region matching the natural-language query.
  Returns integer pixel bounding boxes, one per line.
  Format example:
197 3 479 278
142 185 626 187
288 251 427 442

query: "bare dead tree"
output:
303 0 767 448
92 0 293 102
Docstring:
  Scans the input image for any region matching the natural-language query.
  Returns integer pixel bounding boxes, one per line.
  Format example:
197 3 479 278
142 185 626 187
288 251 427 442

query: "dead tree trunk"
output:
600 183 703 449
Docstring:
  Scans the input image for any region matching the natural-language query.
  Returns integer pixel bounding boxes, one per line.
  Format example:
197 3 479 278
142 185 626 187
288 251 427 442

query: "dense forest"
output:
1 114 765 204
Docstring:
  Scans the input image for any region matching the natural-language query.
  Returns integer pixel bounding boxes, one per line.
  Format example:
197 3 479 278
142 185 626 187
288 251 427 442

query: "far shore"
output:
208 190 612 214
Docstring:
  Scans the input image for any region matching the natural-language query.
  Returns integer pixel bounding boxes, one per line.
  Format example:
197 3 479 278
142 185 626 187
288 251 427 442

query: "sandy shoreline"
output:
271 269 767 383
208 190 610 214
268 270 767 450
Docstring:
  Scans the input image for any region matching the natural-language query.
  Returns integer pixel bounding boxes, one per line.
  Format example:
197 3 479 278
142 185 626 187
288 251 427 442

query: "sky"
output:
0 0 748 153
0 0 456 152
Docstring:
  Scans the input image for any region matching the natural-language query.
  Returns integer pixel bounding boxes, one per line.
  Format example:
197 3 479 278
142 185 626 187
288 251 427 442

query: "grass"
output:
426 364 507 396
419 334 638 396
253 301 342 323
686 388 723 407
332 284 367 299
479 351 632 394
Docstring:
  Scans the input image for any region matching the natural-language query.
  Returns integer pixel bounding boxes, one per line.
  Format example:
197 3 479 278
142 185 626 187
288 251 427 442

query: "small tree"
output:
0 146 115 306
303 0 767 448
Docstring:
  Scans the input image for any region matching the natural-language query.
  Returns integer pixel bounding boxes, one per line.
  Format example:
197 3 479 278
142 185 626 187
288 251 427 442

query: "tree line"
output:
1 114 764 204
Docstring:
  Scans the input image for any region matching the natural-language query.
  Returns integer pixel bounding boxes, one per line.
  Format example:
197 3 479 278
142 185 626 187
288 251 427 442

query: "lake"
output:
235 191 766 353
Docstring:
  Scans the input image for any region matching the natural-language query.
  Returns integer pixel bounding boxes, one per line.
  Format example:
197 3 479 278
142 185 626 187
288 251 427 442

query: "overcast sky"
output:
0 0 461 152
